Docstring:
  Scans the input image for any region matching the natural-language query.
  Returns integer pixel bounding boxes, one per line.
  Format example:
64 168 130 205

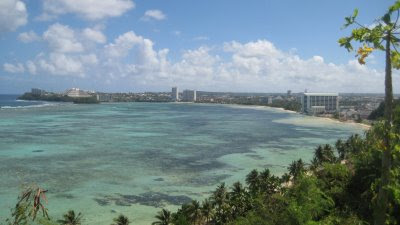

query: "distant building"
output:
171 87 179 101
31 88 45 95
287 90 292 97
301 93 339 114
268 96 273 104
96 93 112 102
182 89 196 102
65 88 91 98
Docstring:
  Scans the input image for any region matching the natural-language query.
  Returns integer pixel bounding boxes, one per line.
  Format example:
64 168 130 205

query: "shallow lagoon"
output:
0 102 365 224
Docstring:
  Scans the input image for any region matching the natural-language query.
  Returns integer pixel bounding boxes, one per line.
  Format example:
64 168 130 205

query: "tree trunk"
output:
374 32 393 225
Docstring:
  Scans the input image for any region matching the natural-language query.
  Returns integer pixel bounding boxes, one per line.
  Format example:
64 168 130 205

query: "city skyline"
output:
0 0 395 94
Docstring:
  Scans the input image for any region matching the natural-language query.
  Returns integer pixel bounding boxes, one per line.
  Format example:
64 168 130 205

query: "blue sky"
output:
0 0 394 93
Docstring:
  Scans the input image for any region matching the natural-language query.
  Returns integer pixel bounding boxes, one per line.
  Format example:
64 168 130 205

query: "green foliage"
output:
152 209 171 225
368 99 400 120
288 159 305 180
342 9 358 29
315 163 351 207
6 185 50 225
311 145 337 169
18 92 99 104
72 97 99 104
270 99 302 112
57 210 82 225
18 92 74 102
285 176 334 224
338 0 400 65
111 215 130 225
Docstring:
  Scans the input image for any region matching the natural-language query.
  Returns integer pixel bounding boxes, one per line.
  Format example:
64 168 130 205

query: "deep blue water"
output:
0 94 48 108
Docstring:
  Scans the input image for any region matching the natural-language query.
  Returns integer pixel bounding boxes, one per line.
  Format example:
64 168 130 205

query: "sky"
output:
0 0 396 94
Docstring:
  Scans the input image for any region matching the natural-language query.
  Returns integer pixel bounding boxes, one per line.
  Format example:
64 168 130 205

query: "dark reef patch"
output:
94 198 111 206
94 192 192 208
55 193 74 199
187 174 231 186
263 163 287 169
153 178 164 182
245 154 264 160
32 150 44 153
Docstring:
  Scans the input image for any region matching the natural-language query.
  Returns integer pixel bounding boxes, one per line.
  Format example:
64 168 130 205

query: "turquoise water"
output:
0 101 365 224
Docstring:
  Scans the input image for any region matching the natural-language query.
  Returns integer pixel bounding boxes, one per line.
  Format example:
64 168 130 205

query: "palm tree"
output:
58 210 83 225
212 183 228 208
201 199 214 224
288 159 305 180
280 173 290 183
312 144 336 167
245 169 259 193
229 182 247 218
231 182 245 199
111 214 130 225
152 209 171 225
16 185 49 221
335 139 347 160
310 157 320 171
187 200 202 225
259 169 271 182
313 145 324 164
322 144 336 163
259 169 280 195
211 183 230 224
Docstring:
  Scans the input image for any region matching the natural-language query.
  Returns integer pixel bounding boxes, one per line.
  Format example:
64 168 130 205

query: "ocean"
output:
0 94 60 109
0 95 366 224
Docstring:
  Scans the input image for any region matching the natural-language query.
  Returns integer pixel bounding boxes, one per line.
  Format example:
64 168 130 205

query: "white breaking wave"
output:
15 99 40 102
0 103 57 109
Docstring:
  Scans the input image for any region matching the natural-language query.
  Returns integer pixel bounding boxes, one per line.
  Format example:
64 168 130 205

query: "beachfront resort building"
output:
182 89 197 102
31 88 45 95
301 92 339 115
171 87 179 101
65 88 91 98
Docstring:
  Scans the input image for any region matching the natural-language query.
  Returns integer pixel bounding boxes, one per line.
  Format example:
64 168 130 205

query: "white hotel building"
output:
301 93 339 115
182 89 196 102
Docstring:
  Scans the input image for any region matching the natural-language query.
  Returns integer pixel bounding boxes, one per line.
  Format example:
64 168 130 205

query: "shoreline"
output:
8 99 371 129
316 116 371 129
209 103 371 129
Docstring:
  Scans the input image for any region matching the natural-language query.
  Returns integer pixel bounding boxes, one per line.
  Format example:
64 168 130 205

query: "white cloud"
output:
43 23 84 53
3 63 24 73
312 55 324 63
104 31 166 78
11 28 392 93
39 0 134 21
18 31 41 43
26 61 37 74
80 54 98 65
82 28 106 43
142 9 166 21
16 24 106 77
104 31 143 58
38 53 84 77
0 0 27 33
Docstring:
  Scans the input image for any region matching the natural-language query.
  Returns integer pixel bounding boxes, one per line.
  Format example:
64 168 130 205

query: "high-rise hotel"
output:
182 90 196 102
301 92 339 114
171 87 179 101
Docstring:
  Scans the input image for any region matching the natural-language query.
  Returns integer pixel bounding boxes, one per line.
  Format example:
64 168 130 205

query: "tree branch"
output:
354 21 370 30
391 39 400 54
